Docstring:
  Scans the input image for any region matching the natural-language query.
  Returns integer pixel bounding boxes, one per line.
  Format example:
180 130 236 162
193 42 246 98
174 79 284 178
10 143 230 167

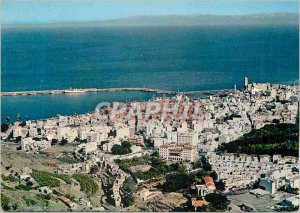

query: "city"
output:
1 78 299 212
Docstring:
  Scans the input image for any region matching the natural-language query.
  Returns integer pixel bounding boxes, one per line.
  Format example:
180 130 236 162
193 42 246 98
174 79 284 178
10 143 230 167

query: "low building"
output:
203 176 216 191
191 196 209 211
59 196 76 209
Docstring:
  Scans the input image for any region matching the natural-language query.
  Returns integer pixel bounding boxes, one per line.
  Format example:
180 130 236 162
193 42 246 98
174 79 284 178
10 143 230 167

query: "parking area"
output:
228 191 294 212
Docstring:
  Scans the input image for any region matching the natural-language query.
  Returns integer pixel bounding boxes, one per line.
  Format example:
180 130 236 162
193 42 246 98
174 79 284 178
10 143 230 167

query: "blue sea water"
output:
1 25 299 121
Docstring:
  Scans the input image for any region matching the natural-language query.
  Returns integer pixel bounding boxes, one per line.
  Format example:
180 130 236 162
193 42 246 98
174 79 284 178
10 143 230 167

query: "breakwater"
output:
1 88 234 97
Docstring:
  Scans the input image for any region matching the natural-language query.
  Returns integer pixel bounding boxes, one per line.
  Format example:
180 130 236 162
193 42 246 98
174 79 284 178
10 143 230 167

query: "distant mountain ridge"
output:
90 13 299 26
3 13 299 28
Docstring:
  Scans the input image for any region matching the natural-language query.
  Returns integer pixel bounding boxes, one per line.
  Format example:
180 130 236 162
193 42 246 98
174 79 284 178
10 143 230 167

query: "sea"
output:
1 25 299 122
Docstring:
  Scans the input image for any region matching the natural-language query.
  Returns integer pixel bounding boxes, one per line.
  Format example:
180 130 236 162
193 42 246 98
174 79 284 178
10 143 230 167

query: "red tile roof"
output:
203 176 216 189
59 196 74 207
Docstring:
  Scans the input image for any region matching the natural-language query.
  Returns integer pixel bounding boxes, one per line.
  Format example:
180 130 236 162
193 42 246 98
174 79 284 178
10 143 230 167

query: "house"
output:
191 196 209 211
59 196 76 209
203 176 216 191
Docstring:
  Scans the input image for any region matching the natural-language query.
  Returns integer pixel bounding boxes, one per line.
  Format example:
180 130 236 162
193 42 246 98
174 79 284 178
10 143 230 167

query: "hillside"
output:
221 123 299 156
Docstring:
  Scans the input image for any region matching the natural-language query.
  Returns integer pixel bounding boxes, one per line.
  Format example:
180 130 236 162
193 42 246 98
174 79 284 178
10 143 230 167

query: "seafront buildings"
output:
1 78 299 211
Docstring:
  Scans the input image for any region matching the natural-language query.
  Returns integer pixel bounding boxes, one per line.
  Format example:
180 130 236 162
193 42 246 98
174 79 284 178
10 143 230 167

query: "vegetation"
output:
31 170 60 187
31 170 72 187
278 185 299 195
1 183 16 191
195 203 217 212
1 174 18 182
51 139 58 145
1 123 9 132
162 173 194 192
59 156 80 164
111 141 132 155
122 193 134 207
116 155 150 169
65 194 76 202
277 206 299 212
221 124 299 156
121 177 137 207
51 173 72 184
162 169 210 192
19 121 27 127
1 193 11 211
215 180 226 191
36 194 52 200
24 198 38 207
201 156 212 171
72 174 98 194
134 157 175 180
191 159 203 169
12 203 18 211
60 138 68 145
204 193 230 211
122 177 138 193
14 136 22 143
15 184 39 191
224 113 241 122
151 151 159 157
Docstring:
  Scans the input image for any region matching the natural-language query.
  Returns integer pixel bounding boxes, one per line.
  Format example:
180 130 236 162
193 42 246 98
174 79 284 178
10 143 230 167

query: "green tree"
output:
204 193 230 210
12 203 18 210
122 193 134 207
1 193 11 211
60 138 68 145
178 165 188 174
1 123 9 133
111 141 132 155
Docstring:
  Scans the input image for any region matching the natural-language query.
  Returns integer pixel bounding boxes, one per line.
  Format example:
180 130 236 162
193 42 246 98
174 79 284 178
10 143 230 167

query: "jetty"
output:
0 87 233 97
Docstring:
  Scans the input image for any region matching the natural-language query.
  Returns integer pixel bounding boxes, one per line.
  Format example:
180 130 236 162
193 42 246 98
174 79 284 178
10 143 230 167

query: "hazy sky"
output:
2 0 299 24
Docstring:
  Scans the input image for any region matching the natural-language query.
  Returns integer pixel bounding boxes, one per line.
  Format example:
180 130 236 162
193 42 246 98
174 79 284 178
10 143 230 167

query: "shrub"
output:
111 141 132 155
1 193 10 211
72 174 98 194
15 184 38 191
31 170 60 187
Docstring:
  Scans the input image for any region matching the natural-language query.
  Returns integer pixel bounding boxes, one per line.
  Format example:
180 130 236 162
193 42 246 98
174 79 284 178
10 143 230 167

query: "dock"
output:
0 87 234 97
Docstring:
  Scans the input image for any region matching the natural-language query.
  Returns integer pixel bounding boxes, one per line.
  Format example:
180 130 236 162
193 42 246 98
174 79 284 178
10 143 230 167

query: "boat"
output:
64 88 87 93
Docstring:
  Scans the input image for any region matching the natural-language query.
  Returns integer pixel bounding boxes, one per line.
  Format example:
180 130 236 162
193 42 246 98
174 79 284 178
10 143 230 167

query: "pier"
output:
0 87 234 97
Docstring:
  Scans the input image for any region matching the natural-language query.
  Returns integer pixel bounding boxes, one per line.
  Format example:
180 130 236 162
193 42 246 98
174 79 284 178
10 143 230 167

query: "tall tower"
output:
244 77 249 89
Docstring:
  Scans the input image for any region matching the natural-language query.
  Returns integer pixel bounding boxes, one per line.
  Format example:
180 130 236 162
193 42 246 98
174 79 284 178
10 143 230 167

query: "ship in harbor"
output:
64 88 87 93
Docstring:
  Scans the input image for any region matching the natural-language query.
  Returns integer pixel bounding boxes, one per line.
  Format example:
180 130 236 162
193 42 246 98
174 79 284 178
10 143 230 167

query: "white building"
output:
177 131 198 146
159 143 198 162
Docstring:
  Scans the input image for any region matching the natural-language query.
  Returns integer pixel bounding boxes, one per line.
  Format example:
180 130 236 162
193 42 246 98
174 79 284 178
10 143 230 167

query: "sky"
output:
2 0 299 24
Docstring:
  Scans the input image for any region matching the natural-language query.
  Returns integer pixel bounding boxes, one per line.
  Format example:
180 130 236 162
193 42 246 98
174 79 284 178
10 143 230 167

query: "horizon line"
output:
2 12 298 26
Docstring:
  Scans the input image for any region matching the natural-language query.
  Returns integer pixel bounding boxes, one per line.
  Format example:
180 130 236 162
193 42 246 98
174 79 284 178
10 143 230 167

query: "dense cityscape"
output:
1 77 299 212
